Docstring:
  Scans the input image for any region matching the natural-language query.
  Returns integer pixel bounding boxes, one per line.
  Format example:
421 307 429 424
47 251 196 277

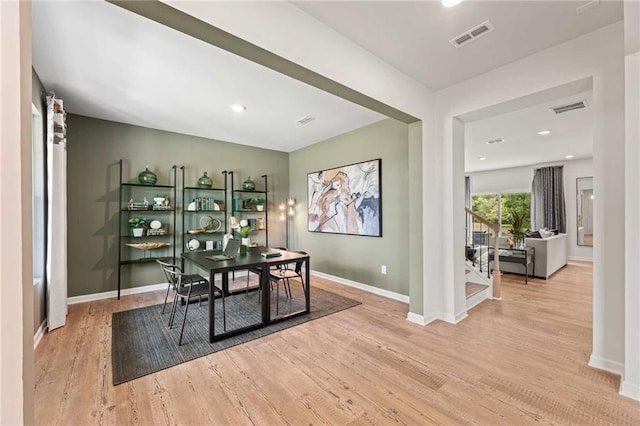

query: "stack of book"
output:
147 228 167 236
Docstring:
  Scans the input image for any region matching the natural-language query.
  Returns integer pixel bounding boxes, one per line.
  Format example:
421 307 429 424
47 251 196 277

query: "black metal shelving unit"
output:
117 159 177 299
229 172 268 247
181 168 228 254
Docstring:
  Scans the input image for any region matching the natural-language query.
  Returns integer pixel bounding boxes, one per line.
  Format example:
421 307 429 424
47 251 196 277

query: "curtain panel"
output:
531 166 566 233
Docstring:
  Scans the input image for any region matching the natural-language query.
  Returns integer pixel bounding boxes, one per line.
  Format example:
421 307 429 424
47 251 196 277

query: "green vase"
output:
138 166 157 185
242 176 256 191
197 171 213 188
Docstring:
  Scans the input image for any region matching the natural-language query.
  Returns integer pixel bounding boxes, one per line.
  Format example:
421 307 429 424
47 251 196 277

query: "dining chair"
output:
156 259 208 314
161 263 226 346
246 247 288 300
269 250 307 314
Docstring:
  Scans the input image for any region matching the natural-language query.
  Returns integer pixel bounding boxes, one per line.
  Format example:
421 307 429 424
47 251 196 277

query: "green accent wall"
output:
289 118 410 296
66 114 289 297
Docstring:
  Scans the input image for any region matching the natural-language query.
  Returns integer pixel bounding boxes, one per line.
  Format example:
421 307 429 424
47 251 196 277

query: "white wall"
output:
436 22 625 377
468 158 594 261
623 0 640 401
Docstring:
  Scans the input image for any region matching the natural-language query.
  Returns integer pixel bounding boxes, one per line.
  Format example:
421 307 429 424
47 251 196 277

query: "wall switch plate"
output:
381 265 387 274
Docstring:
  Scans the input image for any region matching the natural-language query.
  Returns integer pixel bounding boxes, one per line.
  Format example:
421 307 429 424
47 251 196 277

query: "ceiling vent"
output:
450 21 495 48
551 100 589 114
296 115 315 125
486 138 504 145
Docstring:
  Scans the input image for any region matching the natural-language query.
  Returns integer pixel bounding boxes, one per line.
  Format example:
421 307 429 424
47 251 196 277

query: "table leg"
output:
261 266 269 325
209 270 215 343
305 258 310 313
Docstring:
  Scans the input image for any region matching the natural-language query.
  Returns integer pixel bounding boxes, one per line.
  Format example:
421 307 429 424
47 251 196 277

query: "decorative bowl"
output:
126 242 170 250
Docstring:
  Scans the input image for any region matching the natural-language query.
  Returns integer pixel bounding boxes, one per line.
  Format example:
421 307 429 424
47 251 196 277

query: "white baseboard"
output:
310 270 409 304
33 319 47 349
67 270 252 305
620 380 640 401
68 282 168 304
406 311 440 326
588 354 625 376
569 256 593 262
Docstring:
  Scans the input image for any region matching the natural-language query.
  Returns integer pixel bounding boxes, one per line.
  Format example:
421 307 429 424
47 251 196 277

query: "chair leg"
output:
246 271 250 295
161 284 171 314
178 296 190 346
168 293 179 328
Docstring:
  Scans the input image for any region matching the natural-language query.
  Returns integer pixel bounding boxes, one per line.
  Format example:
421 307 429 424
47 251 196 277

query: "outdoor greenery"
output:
472 192 531 232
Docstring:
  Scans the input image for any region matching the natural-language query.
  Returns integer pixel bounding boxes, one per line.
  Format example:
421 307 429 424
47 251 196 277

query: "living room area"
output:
463 80 593 301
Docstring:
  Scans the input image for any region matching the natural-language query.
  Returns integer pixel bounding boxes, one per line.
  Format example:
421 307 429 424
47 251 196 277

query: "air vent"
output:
551 100 589 114
486 138 504 145
450 21 495 48
296 116 315 124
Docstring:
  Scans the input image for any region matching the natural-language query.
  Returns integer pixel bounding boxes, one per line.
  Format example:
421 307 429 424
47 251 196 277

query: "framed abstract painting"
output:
307 158 382 237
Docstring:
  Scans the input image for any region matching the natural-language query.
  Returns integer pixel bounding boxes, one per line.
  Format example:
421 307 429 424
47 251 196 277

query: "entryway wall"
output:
435 21 625 386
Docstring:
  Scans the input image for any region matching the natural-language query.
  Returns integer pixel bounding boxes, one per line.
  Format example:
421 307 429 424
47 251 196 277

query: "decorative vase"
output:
242 176 256 191
132 228 144 237
256 205 264 212
138 166 157 185
240 237 250 254
197 171 213 188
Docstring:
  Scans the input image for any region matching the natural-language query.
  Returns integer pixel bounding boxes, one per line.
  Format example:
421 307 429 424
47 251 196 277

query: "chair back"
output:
156 259 179 285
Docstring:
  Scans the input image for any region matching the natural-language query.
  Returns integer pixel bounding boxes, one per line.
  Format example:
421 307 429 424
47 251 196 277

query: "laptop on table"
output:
206 238 241 261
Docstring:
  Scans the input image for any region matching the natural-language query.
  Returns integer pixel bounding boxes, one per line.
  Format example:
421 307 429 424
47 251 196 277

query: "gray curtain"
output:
531 166 566 233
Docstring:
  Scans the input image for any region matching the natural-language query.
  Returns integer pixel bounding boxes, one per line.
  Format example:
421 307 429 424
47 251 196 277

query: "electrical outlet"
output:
381 265 387 275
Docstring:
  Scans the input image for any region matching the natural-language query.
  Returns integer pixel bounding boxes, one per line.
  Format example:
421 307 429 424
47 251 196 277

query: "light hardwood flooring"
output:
34 262 640 425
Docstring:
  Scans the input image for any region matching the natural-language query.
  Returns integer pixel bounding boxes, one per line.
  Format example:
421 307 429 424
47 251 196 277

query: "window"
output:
472 192 531 237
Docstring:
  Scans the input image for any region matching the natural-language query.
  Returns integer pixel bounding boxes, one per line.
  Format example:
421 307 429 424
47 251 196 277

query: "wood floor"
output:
34 262 640 425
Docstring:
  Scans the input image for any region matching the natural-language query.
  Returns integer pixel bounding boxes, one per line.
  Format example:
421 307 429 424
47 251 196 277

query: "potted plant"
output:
254 197 265 211
507 208 526 248
237 219 253 249
128 217 147 237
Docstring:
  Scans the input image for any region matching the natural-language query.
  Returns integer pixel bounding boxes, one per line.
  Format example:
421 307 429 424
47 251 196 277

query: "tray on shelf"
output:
126 242 171 250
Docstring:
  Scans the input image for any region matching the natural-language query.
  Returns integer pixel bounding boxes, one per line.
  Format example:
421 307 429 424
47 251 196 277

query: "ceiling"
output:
31 1 385 153
465 90 593 173
32 1 616 165
293 0 623 91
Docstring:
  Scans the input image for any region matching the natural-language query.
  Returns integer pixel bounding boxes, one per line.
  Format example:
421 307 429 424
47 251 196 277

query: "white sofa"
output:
496 233 568 279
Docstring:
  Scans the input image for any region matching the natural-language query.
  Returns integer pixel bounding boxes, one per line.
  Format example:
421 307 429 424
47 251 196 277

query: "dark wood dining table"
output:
181 247 310 342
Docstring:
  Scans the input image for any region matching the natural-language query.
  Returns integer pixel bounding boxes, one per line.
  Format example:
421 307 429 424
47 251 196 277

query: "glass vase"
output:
197 171 213 188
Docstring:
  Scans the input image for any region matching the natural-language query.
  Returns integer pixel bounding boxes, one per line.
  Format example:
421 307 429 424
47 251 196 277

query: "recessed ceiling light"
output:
230 104 246 113
565 155 574 159
479 157 487 161
442 0 463 7
537 129 552 135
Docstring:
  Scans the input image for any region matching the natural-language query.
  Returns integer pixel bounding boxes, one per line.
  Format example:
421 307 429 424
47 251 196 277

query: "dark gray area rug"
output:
112 287 360 385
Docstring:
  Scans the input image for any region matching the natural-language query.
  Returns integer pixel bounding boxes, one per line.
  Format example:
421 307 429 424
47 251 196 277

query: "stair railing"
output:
465 208 502 299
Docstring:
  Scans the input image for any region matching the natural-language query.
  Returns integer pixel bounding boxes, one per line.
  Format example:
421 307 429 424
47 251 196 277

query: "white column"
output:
0 0 34 423
622 0 640 401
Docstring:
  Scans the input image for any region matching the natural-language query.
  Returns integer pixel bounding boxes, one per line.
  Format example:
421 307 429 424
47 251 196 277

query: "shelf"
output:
120 256 172 265
121 234 172 239
232 189 267 194
121 183 174 188
184 186 225 191
184 210 224 213
121 209 175 213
